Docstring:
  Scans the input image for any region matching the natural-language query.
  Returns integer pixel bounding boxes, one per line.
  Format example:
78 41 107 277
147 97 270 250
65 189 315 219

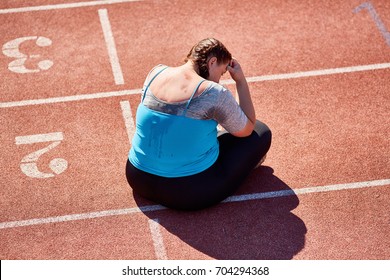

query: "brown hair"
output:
185 38 232 79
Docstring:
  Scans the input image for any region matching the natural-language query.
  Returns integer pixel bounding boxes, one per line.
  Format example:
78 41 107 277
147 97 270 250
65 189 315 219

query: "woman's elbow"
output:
231 120 255 137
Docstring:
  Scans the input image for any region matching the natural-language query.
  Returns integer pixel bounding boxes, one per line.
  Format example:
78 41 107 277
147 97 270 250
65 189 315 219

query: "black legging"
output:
126 120 272 210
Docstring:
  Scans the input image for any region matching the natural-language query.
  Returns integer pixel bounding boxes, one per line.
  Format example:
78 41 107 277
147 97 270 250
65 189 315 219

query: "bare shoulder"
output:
147 64 168 79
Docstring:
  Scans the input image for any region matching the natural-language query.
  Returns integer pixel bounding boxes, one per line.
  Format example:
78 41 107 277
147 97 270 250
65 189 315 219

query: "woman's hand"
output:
227 58 246 82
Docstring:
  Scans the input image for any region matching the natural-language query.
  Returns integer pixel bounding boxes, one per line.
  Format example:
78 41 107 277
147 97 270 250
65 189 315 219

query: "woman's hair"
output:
185 38 232 79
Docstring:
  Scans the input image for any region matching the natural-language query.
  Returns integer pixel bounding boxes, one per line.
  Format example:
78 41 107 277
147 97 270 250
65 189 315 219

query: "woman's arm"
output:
227 58 256 137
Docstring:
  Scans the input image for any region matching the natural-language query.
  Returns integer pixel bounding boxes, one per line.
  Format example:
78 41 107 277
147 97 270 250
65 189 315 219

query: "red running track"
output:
0 0 389 259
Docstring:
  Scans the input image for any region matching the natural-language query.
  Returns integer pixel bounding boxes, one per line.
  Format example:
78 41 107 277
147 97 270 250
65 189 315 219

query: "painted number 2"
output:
15 132 68 179
2 36 53 73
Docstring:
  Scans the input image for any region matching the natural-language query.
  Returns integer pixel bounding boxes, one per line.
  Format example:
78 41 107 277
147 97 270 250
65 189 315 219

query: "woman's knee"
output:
254 120 272 144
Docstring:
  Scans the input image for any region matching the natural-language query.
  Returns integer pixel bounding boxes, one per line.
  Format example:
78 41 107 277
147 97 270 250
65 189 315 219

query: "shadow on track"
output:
134 166 307 259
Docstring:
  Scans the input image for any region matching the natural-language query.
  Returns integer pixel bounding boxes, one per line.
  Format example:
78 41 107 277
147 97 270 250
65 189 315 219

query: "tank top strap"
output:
183 79 205 115
142 65 169 102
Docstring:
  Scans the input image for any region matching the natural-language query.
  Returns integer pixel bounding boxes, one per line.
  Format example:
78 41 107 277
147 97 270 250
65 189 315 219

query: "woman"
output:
126 38 272 210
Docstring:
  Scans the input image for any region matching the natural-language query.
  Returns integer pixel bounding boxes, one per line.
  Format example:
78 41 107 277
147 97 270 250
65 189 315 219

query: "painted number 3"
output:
2 36 53 73
15 132 68 178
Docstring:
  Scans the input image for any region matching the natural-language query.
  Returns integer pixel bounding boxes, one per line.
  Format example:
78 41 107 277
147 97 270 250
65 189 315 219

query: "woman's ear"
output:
207 56 217 68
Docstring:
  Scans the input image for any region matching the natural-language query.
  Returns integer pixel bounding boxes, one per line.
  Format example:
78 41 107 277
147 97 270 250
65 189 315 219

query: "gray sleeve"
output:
211 85 249 133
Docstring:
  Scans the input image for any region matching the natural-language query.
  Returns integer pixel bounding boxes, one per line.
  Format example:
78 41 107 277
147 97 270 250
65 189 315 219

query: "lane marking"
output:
0 89 140 108
1 62 389 109
353 2 390 47
0 0 142 14
0 179 388 229
98 9 125 85
221 62 390 85
120 100 135 144
223 179 390 203
148 219 168 260
0 205 166 229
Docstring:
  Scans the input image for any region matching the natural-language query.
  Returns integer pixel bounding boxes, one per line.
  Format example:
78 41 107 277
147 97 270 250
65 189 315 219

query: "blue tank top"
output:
129 66 219 177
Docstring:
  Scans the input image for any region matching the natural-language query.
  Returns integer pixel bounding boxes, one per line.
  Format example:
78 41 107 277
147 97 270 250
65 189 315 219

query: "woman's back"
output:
147 65 210 104
129 65 220 177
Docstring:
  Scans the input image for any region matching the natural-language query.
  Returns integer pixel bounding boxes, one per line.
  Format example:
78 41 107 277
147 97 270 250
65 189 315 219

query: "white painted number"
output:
15 132 68 178
2 36 53 73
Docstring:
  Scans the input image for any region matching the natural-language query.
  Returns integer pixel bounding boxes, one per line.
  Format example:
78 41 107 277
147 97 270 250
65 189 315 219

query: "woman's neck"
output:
182 60 200 76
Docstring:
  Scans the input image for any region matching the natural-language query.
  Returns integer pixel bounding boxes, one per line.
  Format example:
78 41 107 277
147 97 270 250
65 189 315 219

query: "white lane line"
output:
223 178 390 203
0 0 142 14
0 204 166 229
1 62 389 109
0 179 388 230
98 9 124 85
120 100 135 143
0 89 141 108
148 219 168 260
221 62 390 85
